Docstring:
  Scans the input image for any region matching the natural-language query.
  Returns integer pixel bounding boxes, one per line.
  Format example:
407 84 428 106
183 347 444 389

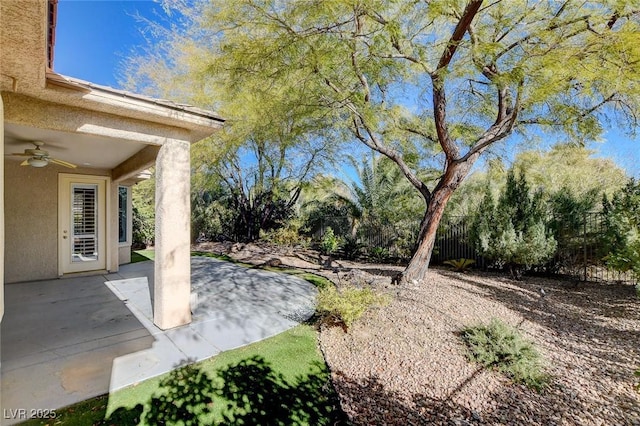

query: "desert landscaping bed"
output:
194 242 640 425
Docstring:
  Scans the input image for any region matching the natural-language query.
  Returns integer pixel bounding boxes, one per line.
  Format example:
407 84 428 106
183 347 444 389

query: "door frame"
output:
58 174 111 276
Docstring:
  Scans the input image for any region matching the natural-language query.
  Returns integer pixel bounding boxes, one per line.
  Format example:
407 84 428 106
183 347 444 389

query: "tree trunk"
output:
402 188 452 284
402 163 470 284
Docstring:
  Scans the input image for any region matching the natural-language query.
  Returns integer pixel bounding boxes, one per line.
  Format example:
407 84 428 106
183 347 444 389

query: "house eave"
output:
44 72 224 141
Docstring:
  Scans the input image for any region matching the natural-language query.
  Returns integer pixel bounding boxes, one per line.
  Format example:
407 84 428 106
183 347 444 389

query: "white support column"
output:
153 139 191 330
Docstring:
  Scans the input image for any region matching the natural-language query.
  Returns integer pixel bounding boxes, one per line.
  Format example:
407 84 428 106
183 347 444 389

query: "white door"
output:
58 175 108 274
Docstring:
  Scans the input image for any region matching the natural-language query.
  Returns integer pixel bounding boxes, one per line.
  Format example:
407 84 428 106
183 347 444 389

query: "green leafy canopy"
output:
126 0 640 282
132 1 640 167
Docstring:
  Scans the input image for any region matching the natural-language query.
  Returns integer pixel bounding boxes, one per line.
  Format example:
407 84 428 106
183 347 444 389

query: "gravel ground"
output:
319 270 640 425
193 242 640 425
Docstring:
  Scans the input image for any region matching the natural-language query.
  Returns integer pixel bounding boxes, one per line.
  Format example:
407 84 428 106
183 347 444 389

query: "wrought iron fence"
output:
431 216 486 267
313 213 637 284
433 212 637 284
557 212 637 284
313 216 418 259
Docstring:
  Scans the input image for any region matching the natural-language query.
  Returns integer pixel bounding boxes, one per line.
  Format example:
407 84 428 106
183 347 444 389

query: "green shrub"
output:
602 178 640 277
320 227 340 255
261 220 310 247
461 319 550 392
470 169 556 277
369 246 390 262
191 191 235 243
546 188 599 275
341 236 363 260
443 258 475 271
132 204 154 247
316 285 390 329
132 177 155 247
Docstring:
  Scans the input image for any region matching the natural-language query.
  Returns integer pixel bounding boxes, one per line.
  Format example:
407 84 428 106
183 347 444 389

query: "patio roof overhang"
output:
3 72 224 172
3 0 224 171
0 0 226 331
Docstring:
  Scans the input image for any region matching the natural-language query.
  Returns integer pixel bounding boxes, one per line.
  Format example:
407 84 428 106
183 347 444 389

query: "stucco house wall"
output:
1 0 224 329
4 160 112 283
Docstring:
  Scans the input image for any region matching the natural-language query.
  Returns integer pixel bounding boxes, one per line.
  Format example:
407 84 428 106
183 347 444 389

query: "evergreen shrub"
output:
461 319 550 391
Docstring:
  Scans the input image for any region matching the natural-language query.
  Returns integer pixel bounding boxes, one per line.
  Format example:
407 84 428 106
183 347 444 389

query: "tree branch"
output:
399 125 437 143
436 0 484 72
495 14 592 61
364 10 432 73
351 116 431 200
518 92 618 129
462 78 523 162
352 9 371 102
582 93 616 117
431 1 484 163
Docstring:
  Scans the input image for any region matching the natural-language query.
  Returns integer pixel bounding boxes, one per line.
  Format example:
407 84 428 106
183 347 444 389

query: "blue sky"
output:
54 0 639 178
54 0 163 88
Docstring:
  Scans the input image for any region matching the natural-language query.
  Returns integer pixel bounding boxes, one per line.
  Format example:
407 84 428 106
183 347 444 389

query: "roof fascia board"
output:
45 73 224 134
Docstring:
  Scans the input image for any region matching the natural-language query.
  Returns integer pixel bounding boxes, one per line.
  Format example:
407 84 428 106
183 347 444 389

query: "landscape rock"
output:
192 242 640 424
320 270 640 425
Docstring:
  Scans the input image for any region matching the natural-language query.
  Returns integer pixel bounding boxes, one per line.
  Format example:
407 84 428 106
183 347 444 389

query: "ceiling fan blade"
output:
10 153 31 157
50 158 77 169
20 159 30 166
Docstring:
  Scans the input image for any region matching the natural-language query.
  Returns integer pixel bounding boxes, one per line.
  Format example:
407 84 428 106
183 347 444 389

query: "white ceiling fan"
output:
9 141 77 168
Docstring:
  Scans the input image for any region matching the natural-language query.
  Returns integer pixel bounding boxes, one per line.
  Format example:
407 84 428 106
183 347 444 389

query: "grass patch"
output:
191 250 234 263
20 395 113 426
263 267 333 289
296 272 333 289
460 318 550 392
24 325 344 425
131 249 155 263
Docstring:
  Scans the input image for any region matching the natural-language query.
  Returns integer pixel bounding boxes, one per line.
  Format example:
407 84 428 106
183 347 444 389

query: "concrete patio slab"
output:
1 256 316 425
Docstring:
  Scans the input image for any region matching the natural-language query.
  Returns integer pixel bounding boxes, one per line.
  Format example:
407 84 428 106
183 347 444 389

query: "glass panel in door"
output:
72 184 99 262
